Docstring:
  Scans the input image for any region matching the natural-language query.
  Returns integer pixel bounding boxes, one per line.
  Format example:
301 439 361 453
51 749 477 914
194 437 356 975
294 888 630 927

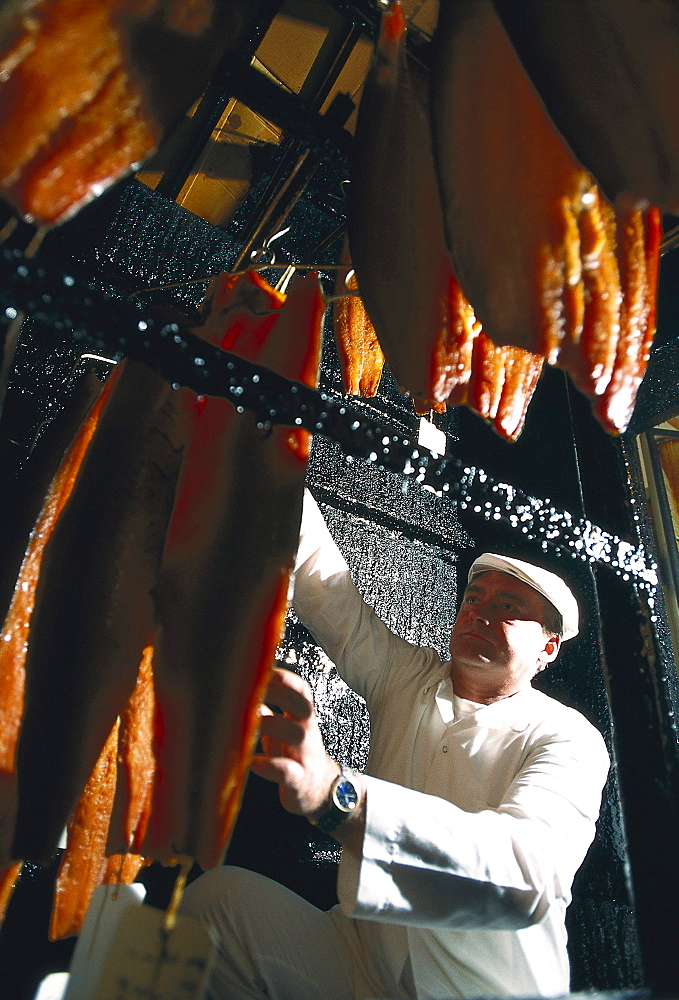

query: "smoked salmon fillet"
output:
144 269 324 871
11 359 185 864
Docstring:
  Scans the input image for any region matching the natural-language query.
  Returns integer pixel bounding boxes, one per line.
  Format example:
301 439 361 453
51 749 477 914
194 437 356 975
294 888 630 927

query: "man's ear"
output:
542 633 561 665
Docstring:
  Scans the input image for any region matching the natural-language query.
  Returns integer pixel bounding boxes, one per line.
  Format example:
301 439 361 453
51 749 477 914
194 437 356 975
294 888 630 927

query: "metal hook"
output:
247 226 291 269
275 263 298 294
124 221 350 303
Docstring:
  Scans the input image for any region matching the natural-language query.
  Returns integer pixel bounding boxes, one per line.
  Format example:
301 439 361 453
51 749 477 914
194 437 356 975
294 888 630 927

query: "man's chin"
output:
450 637 494 664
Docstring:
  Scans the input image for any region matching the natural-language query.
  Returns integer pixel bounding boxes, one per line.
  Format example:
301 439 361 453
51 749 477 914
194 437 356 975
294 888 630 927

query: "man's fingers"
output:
264 668 315 721
259 713 305 750
250 753 301 786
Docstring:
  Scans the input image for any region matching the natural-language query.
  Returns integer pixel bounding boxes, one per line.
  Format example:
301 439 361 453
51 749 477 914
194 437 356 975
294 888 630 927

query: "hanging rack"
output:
124 222 356 306
0 244 659 591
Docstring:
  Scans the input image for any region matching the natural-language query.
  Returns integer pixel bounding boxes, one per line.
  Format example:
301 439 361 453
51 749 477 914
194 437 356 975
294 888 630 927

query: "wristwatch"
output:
312 767 361 836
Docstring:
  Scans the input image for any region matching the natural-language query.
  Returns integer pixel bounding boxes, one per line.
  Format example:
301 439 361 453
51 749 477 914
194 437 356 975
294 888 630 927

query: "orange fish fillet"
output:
429 0 660 434
448 332 545 443
0 0 245 226
12 360 185 865
348 2 460 403
0 861 22 929
348 3 545 440
594 205 662 434
333 268 385 398
108 644 157 855
21 64 158 225
0 0 158 224
0 374 116 866
49 720 121 940
50 647 154 941
492 0 679 212
144 270 323 871
430 0 621 376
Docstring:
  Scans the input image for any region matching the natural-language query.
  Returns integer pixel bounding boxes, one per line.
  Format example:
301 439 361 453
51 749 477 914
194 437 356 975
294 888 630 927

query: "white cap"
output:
468 553 579 641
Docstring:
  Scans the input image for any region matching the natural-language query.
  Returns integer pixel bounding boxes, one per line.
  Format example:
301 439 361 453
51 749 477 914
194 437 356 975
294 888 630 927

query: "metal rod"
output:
299 19 364 111
646 429 679 597
652 427 679 441
0 248 659 588
155 0 286 200
231 90 354 270
229 15 359 268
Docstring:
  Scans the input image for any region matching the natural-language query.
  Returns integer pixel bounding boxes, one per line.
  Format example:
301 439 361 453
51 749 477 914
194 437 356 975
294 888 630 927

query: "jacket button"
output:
442 745 448 753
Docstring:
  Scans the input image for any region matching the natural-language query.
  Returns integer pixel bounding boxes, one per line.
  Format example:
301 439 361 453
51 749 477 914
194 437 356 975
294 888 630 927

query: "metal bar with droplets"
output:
0 246 658 591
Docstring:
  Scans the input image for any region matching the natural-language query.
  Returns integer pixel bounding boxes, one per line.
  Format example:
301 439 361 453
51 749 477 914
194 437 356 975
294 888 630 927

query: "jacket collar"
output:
436 668 538 731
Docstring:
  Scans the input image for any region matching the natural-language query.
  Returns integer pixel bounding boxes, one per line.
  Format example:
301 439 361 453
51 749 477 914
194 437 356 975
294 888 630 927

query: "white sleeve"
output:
292 489 416 701
339 721 610 931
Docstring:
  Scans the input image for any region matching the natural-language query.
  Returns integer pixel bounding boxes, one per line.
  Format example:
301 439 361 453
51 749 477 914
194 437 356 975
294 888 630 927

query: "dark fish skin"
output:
11 359 185 864
491 0 679 211
144 271 323 871
347 1 455 402
0 372 103 632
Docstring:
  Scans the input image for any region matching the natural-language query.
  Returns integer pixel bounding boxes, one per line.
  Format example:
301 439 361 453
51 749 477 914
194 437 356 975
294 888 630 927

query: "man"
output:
182 489 610 999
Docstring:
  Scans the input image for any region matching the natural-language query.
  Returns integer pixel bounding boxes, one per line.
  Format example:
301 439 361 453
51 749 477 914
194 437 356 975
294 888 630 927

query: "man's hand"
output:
250 667 340 819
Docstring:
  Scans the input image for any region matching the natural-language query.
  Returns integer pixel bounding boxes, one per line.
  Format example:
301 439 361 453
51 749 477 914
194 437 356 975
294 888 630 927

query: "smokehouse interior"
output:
2 0 679 997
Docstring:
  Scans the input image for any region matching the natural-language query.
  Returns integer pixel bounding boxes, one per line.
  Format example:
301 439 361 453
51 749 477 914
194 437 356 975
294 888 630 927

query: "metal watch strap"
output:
313 767 360 836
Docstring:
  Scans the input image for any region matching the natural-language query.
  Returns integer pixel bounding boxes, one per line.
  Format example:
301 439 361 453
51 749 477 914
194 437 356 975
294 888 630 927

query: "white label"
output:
64 883 147 1000
91 904 215 1000
417 416 446 458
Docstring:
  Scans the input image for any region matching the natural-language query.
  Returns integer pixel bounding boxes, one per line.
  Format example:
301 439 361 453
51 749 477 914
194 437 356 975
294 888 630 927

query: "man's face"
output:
449 570 561 697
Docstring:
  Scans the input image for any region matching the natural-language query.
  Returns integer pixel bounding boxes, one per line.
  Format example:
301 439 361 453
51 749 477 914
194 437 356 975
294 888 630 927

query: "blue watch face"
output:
334 776 359 812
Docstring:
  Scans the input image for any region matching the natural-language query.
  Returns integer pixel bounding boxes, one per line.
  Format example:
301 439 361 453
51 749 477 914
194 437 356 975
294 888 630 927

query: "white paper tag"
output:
90 903 215 1000
64 882 147 1000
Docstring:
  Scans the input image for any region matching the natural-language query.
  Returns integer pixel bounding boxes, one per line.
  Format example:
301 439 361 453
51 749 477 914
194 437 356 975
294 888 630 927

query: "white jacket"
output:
293 491 610 999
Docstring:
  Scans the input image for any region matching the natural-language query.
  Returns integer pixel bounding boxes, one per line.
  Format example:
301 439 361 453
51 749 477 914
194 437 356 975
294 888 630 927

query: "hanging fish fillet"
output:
491 0 679 212
0 375 113 867
0 861 22 929
11 359 185 864
429 0 623 379
594 205 662 433
0 372 104 632
348 1 462 404
19 64 159 227
108 644 156 856
333 282 384 397
144 269 323 872
429 0 661 433
50 647 154 941
0 0 247 226
0 0 157 225
49 719 121 941
412 272 483 418
333 243 385 398
430 268 483 406
347 2 546 440
449 333 545 444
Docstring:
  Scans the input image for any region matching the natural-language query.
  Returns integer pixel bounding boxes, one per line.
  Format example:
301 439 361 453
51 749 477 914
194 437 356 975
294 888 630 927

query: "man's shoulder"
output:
525 687 609 753
384 641 448 686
